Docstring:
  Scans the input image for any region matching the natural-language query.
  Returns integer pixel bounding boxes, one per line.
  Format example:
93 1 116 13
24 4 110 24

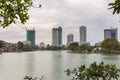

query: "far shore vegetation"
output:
1 38 120 54
0 40 40 52
68 38 120 54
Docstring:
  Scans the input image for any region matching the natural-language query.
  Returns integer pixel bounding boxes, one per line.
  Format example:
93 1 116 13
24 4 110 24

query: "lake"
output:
0 50 120 80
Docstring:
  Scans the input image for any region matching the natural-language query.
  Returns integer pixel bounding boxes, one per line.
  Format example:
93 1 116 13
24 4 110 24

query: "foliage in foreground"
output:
0 0 41 28
109 0 120 15
23 62 120 80
23 76 45 80
65 62 120 80
0 0 32 28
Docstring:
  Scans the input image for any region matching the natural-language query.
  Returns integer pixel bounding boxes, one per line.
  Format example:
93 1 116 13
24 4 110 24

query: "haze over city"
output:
0 0 120 45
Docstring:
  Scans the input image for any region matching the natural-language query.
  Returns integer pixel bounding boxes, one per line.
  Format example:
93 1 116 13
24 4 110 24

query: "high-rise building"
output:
52 26 62 46
104 28 117 40
67 34 74 46
67 34 74 43
26 29 35 45
79 26 87 42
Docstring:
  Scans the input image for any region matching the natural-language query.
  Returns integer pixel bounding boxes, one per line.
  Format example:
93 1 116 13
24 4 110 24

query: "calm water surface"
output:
0 51 120 80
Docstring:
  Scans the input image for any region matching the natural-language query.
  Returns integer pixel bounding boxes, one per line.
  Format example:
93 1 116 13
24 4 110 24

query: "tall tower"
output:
26 29 35 45
79 26 87 42
67 34 74 43
104 28 117 40
67 34 74 46
52 26 62 46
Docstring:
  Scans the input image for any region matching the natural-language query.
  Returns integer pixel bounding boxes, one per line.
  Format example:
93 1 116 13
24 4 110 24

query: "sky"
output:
0 0 120 45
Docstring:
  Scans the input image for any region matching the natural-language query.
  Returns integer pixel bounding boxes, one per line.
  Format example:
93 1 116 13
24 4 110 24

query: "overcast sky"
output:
0 0 120 45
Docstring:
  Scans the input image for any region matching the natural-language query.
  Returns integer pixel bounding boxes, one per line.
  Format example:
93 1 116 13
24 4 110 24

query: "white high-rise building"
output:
79 26 87 42
52 26 62 46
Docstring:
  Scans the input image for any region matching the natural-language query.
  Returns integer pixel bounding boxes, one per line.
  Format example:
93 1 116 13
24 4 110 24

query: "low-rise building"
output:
79 42 90 46
23 40 31 45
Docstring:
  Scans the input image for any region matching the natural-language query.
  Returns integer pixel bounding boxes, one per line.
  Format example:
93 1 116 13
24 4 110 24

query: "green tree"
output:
22 44 33 51
100 38 120 53
17 41 24 49
109 0 120 14
65 62 120 80
79 44 88 53
0 0 32 28
23 75 45 80
86 46 94 53
68 42 79 52
0 0 41 28
0 40 4 48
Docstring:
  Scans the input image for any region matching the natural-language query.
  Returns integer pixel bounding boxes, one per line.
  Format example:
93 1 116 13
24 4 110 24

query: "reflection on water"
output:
100 54 120 67
0 51 119 80
51 51 63 80
25 53 35 76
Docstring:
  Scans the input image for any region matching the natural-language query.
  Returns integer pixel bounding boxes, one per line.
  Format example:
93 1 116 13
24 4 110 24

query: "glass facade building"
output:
79 26 87 42
52 27 62 46
27 29 35 45
104 28 117 40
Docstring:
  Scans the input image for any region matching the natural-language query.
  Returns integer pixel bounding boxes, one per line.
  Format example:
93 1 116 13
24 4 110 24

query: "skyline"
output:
0 0 120 45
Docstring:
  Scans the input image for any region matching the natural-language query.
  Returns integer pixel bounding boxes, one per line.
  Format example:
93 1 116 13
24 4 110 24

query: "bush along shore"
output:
68 38 120 54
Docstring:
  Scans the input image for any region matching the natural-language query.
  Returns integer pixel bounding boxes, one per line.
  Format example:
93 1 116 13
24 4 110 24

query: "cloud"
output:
0 0 119 45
